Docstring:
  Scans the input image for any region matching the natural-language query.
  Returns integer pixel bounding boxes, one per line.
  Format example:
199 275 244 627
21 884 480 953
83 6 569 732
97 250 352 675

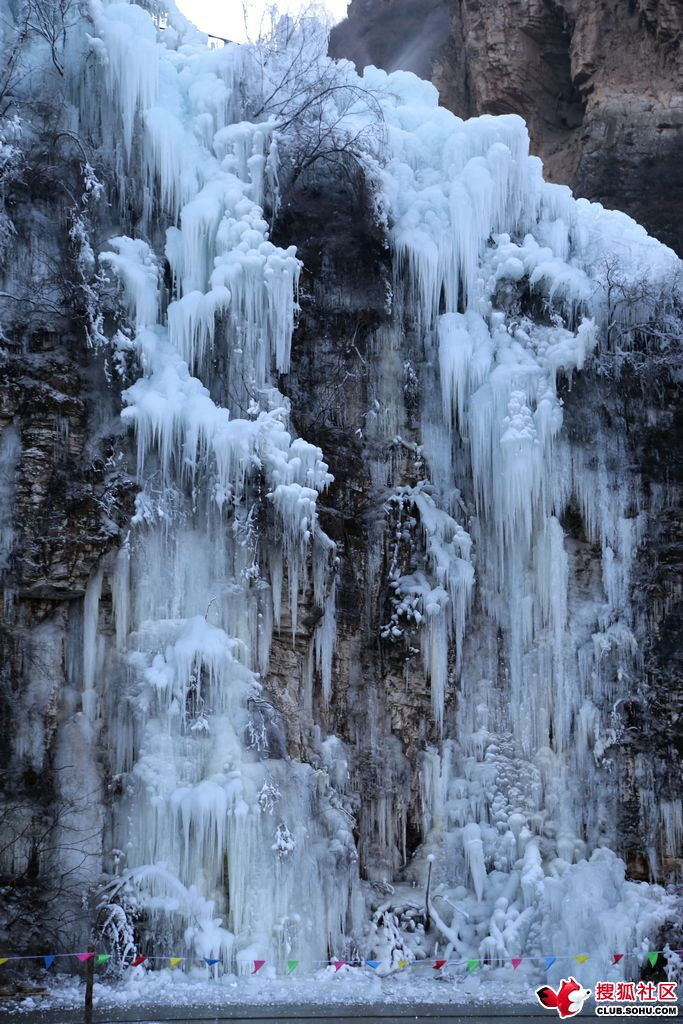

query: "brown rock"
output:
330 0 683 254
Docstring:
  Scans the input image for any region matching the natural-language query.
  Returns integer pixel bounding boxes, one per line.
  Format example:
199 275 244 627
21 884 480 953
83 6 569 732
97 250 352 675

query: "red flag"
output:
77 953 94 962
511 958 522 969
613 954 624 965
433 959 447 970
252 960 265 974
130 956 147 967
333 960 345 972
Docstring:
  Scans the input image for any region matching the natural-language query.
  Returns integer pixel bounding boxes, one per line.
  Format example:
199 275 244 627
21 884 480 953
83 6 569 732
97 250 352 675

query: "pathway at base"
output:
0 1002 597 1024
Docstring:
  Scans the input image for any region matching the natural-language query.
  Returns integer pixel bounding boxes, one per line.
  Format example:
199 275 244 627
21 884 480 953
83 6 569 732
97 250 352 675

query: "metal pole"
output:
84 944 94 1024
425 854 434 930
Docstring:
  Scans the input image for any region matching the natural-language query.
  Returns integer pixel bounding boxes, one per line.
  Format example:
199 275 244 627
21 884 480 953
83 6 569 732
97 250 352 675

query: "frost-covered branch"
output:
593 258 683 380
0 772 104 942
426 894 467 958
243 5 384 196
25 0 81 77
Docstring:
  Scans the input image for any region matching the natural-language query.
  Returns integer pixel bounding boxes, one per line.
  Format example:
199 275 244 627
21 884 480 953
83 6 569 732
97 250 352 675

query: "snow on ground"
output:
10 963 539 1015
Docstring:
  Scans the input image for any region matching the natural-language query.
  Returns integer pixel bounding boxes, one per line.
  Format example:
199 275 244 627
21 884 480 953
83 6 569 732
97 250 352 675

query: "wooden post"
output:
84 944 94 1024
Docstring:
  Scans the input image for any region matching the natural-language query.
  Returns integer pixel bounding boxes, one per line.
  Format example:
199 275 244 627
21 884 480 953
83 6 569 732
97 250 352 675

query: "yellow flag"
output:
573 954 589 965
398 960 408 969
0 959 7 966
170 957 182 968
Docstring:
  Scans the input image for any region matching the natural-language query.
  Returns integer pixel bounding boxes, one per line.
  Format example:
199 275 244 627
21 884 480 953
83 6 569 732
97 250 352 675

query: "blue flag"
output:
204 958 220 966
44 955 55 970
366 960 381 969
545 956 556 970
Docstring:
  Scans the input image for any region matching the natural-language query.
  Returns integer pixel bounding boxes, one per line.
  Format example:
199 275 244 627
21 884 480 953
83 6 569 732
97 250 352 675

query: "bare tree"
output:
601 256 681 347
243 4 385 194
0 0 81 116
24 0 82 77
594 257 683 381
0 773 104 951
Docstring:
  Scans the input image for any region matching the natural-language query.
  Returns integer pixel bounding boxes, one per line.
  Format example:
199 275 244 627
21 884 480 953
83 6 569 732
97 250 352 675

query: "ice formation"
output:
67 0 355 970
366 67 679 988
10 0 678 988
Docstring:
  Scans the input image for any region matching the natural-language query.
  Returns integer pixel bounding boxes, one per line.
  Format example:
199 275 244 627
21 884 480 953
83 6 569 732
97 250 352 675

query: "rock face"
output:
0 152 135 952
274 169 433 881
559 344 683 882
330 0 683 254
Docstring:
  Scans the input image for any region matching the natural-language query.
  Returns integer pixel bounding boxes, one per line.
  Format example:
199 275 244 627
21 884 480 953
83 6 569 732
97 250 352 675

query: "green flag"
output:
96 954 110 965
287 960 299 974
467 959 479 973
647 952 659 968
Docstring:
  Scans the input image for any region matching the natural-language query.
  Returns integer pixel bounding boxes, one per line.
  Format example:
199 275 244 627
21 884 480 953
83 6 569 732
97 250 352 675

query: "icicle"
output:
111 546 130 651
99 237 159 328
659 800 682 860
143 107 201 223
0 424 20 572
82 563 103 721
463 822 486 902
315 579 336 704
95 2 159 159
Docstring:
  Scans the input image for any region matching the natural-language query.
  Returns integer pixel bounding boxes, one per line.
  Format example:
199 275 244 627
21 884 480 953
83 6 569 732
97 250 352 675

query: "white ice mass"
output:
2 0 680 997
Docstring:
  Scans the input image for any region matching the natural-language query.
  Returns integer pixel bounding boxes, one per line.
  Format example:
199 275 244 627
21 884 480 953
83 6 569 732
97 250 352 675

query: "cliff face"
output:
0 158 136 948
330 0 683 255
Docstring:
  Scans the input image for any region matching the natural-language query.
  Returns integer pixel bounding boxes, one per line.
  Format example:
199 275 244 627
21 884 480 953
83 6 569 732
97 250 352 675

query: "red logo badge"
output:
535 977 592 1018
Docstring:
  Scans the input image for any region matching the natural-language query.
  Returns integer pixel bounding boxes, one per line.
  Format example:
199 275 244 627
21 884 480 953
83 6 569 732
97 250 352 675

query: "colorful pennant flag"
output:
2 946 678 978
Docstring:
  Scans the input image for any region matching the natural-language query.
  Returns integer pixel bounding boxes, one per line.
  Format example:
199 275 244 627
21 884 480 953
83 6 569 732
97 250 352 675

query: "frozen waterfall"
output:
2 0 679 992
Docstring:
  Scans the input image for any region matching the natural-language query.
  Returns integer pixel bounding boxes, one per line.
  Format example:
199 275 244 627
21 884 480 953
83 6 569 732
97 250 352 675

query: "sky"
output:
175 0 349 42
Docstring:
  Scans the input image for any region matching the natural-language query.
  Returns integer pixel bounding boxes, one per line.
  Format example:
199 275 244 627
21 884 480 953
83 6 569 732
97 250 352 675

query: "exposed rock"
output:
561 342 683 879
0 159 136 947
330 0 683 254
270 167 436 880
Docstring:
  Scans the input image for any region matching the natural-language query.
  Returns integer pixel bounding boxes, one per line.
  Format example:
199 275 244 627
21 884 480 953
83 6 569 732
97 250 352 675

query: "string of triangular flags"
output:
0 949 680 972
